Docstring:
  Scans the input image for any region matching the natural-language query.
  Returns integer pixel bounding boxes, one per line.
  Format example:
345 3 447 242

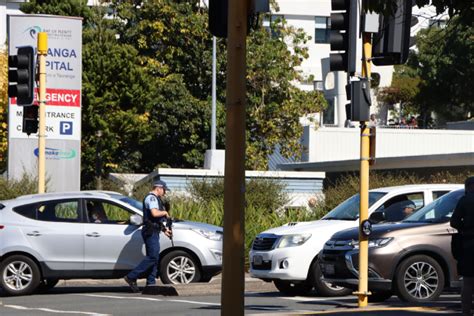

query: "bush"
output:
188 178 288 212
0 174 38 200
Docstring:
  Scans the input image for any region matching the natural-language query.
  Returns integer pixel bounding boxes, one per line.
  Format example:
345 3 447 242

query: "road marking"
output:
76 294 221 306
3 304 110 315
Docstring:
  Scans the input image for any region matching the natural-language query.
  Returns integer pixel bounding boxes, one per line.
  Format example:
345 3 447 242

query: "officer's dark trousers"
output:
127 231 160 285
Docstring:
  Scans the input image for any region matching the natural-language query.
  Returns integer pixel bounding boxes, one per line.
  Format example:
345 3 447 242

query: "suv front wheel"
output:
0 255 41 296
160 250 201 284
394 255 444 302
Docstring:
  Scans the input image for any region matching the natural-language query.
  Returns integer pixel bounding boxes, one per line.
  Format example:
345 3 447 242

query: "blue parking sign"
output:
60 121 73 135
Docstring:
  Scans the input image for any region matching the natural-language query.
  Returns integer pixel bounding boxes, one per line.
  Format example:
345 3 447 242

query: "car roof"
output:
15 190 123 200
369 183 462 194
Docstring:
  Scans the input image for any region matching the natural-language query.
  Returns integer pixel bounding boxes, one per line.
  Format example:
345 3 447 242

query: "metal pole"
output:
220 0 248 314
211 36 217 150
357 31 372 308
37 32 48 194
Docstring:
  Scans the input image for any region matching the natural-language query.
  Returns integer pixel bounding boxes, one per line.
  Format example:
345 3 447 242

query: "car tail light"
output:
0 225 4 229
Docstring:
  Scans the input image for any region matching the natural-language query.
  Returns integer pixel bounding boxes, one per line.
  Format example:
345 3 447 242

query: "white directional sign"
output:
8 14 82 192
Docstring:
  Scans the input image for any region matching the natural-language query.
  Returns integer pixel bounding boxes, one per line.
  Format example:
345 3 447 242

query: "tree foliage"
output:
378 17 473 126
414 19 473 122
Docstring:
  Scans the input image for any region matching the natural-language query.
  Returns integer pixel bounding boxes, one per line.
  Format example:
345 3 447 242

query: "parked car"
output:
249 184 461 296
0 191 223 296
319 188 465 303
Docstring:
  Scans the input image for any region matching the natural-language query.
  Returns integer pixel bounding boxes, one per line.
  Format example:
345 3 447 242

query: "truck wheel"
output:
274 280 312 296
395 255 444 302
311 259 351 297
0 255 41 296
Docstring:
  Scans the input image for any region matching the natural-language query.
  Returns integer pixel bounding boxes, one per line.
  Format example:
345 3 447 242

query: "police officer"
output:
451 176 474 316
124 180 172 293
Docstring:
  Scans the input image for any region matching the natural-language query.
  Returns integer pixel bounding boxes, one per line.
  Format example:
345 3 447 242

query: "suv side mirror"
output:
130 214 143 226
369 211 386 224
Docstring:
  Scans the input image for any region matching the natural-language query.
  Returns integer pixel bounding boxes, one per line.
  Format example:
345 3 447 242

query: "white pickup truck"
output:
249 184 462 296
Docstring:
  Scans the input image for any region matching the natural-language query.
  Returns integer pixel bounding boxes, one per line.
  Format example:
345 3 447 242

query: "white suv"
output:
249 184 461 296
0 191 223 296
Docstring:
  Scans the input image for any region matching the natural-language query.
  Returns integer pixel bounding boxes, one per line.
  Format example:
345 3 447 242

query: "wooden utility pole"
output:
221 0 249 315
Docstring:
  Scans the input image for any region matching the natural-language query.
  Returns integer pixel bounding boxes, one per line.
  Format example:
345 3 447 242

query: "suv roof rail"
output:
15 190 120 200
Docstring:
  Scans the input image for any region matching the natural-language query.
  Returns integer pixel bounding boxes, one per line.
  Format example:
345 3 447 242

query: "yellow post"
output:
357 32 372 308
37 32 47 194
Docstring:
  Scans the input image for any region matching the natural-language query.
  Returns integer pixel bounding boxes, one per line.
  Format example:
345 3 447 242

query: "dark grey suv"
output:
319 189 464 303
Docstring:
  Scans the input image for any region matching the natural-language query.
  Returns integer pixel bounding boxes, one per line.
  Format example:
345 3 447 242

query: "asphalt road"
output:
0 275 466 315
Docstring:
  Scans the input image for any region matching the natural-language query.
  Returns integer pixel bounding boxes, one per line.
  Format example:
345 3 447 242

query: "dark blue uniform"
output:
126 193 164 285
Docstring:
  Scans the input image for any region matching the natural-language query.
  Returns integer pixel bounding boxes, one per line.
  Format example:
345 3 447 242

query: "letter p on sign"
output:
60 121 73 135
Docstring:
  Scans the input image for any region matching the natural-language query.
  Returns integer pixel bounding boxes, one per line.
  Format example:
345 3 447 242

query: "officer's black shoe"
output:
124 276 140 293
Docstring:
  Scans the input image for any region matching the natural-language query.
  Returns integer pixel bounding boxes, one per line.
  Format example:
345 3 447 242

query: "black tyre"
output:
199 275 213 283
0 255 41 296
311 259 351 297
370 291 393 302
37 278 60 292
274 280 312 296
394 255 444 302
160 250 201 284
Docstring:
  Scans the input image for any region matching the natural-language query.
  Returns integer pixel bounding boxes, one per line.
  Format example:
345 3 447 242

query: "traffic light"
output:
209 0 228 38
22 105 39 135
329 0 358 73
8 46 35 105
371 0 415 65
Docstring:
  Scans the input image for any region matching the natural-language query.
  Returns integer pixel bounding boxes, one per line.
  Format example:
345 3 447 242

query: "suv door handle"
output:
86 232 101 237
27 231 41 237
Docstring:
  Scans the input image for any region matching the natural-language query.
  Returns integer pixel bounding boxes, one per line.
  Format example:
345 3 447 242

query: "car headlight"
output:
351 238 393 249
191 229 223 241
276 234 312 248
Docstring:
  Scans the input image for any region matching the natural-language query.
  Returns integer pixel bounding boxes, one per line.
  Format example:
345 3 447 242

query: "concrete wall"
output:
302 126 474 163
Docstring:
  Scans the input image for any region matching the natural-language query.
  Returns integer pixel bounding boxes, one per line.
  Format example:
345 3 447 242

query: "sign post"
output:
37 32 47 193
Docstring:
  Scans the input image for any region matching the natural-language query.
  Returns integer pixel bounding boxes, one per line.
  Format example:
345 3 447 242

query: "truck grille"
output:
252 235 279 251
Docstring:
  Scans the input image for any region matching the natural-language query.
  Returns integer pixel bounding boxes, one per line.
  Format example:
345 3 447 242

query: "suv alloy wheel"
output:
160 250 201 284
395 255 445 302
0 255 41 296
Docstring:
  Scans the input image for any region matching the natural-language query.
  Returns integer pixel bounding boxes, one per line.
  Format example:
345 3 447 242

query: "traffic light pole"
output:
37 32 48 194
220 0 248 315
356 32 372 308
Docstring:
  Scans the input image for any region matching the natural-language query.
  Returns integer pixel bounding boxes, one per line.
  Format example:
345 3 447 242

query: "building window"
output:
315 16 330 44
313 80 324 92
263 14 284 38
429 19 446 28
323 98 335 125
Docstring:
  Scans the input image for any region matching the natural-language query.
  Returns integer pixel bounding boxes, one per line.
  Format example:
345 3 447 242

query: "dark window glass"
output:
12 203 37 220
315 17 330 44
37 200 80 223
85 199 132 225
432 190 449 200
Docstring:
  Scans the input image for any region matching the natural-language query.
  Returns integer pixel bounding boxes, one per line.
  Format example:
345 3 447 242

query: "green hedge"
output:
0 174 38 201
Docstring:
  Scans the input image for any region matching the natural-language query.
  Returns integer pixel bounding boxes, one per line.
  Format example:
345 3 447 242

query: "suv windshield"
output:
109 194 143 211
322 192 386 220
403 189 464 223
